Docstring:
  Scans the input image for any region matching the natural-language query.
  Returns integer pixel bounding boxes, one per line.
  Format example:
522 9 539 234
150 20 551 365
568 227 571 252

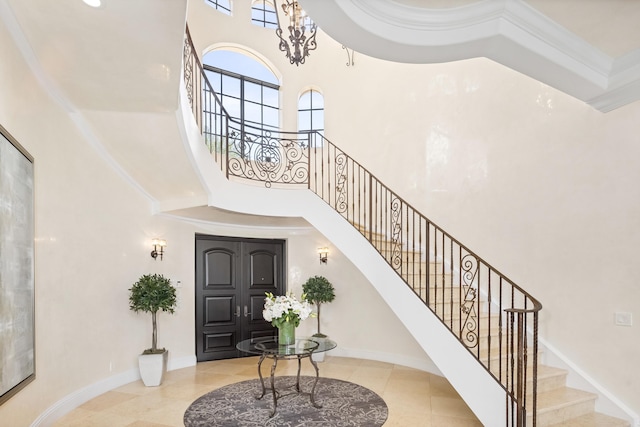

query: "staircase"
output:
350 224 629 427
370 229 628 426
181 26 631 427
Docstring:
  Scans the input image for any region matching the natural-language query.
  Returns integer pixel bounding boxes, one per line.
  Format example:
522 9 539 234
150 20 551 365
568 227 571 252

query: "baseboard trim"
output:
331 346 442 376
30 350 437 427
30 355 197 427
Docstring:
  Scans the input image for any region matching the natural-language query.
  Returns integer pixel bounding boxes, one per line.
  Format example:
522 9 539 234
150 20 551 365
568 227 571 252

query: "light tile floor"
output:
54 356 483 427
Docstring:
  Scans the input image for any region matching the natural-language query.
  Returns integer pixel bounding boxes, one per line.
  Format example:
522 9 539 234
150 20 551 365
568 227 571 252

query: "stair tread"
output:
538 364 568 379
365 230 621 427
488 363 564 376
546 412 631 426
536 387 597 412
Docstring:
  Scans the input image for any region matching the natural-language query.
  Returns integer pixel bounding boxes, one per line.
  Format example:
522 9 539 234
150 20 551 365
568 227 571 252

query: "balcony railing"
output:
184 26 542 427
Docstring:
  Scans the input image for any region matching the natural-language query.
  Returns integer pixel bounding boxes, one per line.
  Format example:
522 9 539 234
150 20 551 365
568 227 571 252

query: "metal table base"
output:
236 337 337 418
255 351 322 417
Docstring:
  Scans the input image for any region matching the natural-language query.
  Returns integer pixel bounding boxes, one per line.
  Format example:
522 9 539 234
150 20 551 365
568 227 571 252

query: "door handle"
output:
236 305 241 318
244 305 251 318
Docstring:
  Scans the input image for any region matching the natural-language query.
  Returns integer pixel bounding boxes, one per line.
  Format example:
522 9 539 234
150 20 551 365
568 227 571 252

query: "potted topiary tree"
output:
302 275 335 362
129 273 177 386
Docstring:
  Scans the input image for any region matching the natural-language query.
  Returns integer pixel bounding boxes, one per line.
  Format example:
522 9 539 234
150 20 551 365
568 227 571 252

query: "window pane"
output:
244 82 262 103
263 87 279 108
299 91 311 110
205 50 278 85
298 112 311 131
201 49 280 132
205 0 231 15
222 75 240 97
223 97 241 119
244 102 262 124
311 92 324 108
204 70 221 93
312 110 324 130
252 1 278 28
298 90 324 133
264 107 279 128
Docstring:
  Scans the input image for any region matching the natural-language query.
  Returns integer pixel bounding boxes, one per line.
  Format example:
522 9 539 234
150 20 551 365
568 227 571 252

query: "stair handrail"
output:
183 26 542 427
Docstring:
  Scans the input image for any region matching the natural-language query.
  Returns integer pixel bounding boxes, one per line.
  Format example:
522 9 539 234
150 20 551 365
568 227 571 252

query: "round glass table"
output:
236 336 337 417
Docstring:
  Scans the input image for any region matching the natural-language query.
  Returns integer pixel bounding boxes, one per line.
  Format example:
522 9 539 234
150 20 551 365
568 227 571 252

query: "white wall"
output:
0 10 431 426
332 56 640 416
188 0 640 417
0 15 190 426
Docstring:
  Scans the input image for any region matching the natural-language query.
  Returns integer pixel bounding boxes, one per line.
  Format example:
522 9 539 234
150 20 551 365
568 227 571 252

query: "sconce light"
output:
151 238 166 260
318 247 329 264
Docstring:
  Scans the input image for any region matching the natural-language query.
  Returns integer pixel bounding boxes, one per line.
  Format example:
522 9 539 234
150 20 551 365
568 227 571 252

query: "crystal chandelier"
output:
275 1 317 66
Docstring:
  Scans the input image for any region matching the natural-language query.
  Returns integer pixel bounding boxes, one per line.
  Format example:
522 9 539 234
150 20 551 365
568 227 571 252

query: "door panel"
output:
196 239 241 361
195 235 285 362
205 250 233 285
204 296 234 324
242 242 283 341
249 251 275 286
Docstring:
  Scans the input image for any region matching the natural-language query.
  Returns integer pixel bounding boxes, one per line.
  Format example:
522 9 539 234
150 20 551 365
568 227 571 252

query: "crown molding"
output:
300 0 640 112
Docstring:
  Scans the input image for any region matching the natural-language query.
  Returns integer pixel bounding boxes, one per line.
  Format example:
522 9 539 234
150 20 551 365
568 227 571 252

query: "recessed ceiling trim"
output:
159 212 314 233
299 0 640 111
337 0 610 81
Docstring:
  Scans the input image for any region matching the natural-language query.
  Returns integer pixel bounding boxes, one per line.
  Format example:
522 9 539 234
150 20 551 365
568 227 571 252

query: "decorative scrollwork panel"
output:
390 197 403 271
335 152 348 214
460 253 479 348
226 130 309 187
183 36 194 110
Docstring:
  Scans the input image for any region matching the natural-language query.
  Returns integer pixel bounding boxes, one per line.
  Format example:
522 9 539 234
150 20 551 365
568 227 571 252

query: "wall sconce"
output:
151 238 166 260
318 247 329 264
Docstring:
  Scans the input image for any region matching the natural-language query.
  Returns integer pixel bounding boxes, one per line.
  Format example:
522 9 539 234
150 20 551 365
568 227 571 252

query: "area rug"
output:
184 376 388 426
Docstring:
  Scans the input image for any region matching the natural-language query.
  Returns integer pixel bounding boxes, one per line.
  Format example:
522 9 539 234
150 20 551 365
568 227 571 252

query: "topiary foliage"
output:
302 275 335 337
129 274 177 354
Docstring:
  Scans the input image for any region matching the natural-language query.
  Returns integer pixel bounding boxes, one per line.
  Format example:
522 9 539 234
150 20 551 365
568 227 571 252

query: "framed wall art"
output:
0 124 35 405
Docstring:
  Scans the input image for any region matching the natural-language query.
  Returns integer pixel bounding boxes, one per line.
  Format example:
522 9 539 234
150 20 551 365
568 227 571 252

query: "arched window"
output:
205 0 231 15
298 90 324 146
203 50 279 132
251 0 277 29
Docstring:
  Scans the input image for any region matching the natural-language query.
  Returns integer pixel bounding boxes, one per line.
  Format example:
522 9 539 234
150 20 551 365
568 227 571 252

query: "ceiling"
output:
523 0 640 58
392 0 640 58
2 0 639 226
3 0 640 115
2 0 186 113
300 0 640 112
395 0 640 58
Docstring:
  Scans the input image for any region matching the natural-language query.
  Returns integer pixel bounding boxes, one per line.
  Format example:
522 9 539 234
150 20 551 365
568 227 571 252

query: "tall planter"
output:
138 350 168 387
302 276 336 362
129 274 177 386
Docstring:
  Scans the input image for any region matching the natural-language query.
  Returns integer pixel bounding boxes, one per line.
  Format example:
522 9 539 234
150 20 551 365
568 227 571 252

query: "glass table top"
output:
236 336 337 357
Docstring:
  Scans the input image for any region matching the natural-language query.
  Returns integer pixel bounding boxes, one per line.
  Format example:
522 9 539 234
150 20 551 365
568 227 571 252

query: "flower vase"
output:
278 321 296 346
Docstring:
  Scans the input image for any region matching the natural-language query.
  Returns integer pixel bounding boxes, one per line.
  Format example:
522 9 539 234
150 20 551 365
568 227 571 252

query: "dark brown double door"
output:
195 234 285 362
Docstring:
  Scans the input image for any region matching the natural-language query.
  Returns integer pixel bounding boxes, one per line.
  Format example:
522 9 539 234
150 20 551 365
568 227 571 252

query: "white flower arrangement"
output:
263 292 313 328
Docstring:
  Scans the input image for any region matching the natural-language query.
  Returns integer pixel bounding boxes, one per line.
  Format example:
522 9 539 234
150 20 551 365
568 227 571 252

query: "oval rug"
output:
184 376 388 426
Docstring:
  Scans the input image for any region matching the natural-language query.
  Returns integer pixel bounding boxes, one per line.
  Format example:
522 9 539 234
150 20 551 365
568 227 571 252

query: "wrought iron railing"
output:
184 27 542 427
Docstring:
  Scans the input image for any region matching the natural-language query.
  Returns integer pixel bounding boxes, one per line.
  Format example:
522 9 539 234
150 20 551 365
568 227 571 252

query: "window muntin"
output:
251 0 278 29
298 90 324 133
298 90 324 147
203 50 280 133
206 50 278 85
205 0 232 15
